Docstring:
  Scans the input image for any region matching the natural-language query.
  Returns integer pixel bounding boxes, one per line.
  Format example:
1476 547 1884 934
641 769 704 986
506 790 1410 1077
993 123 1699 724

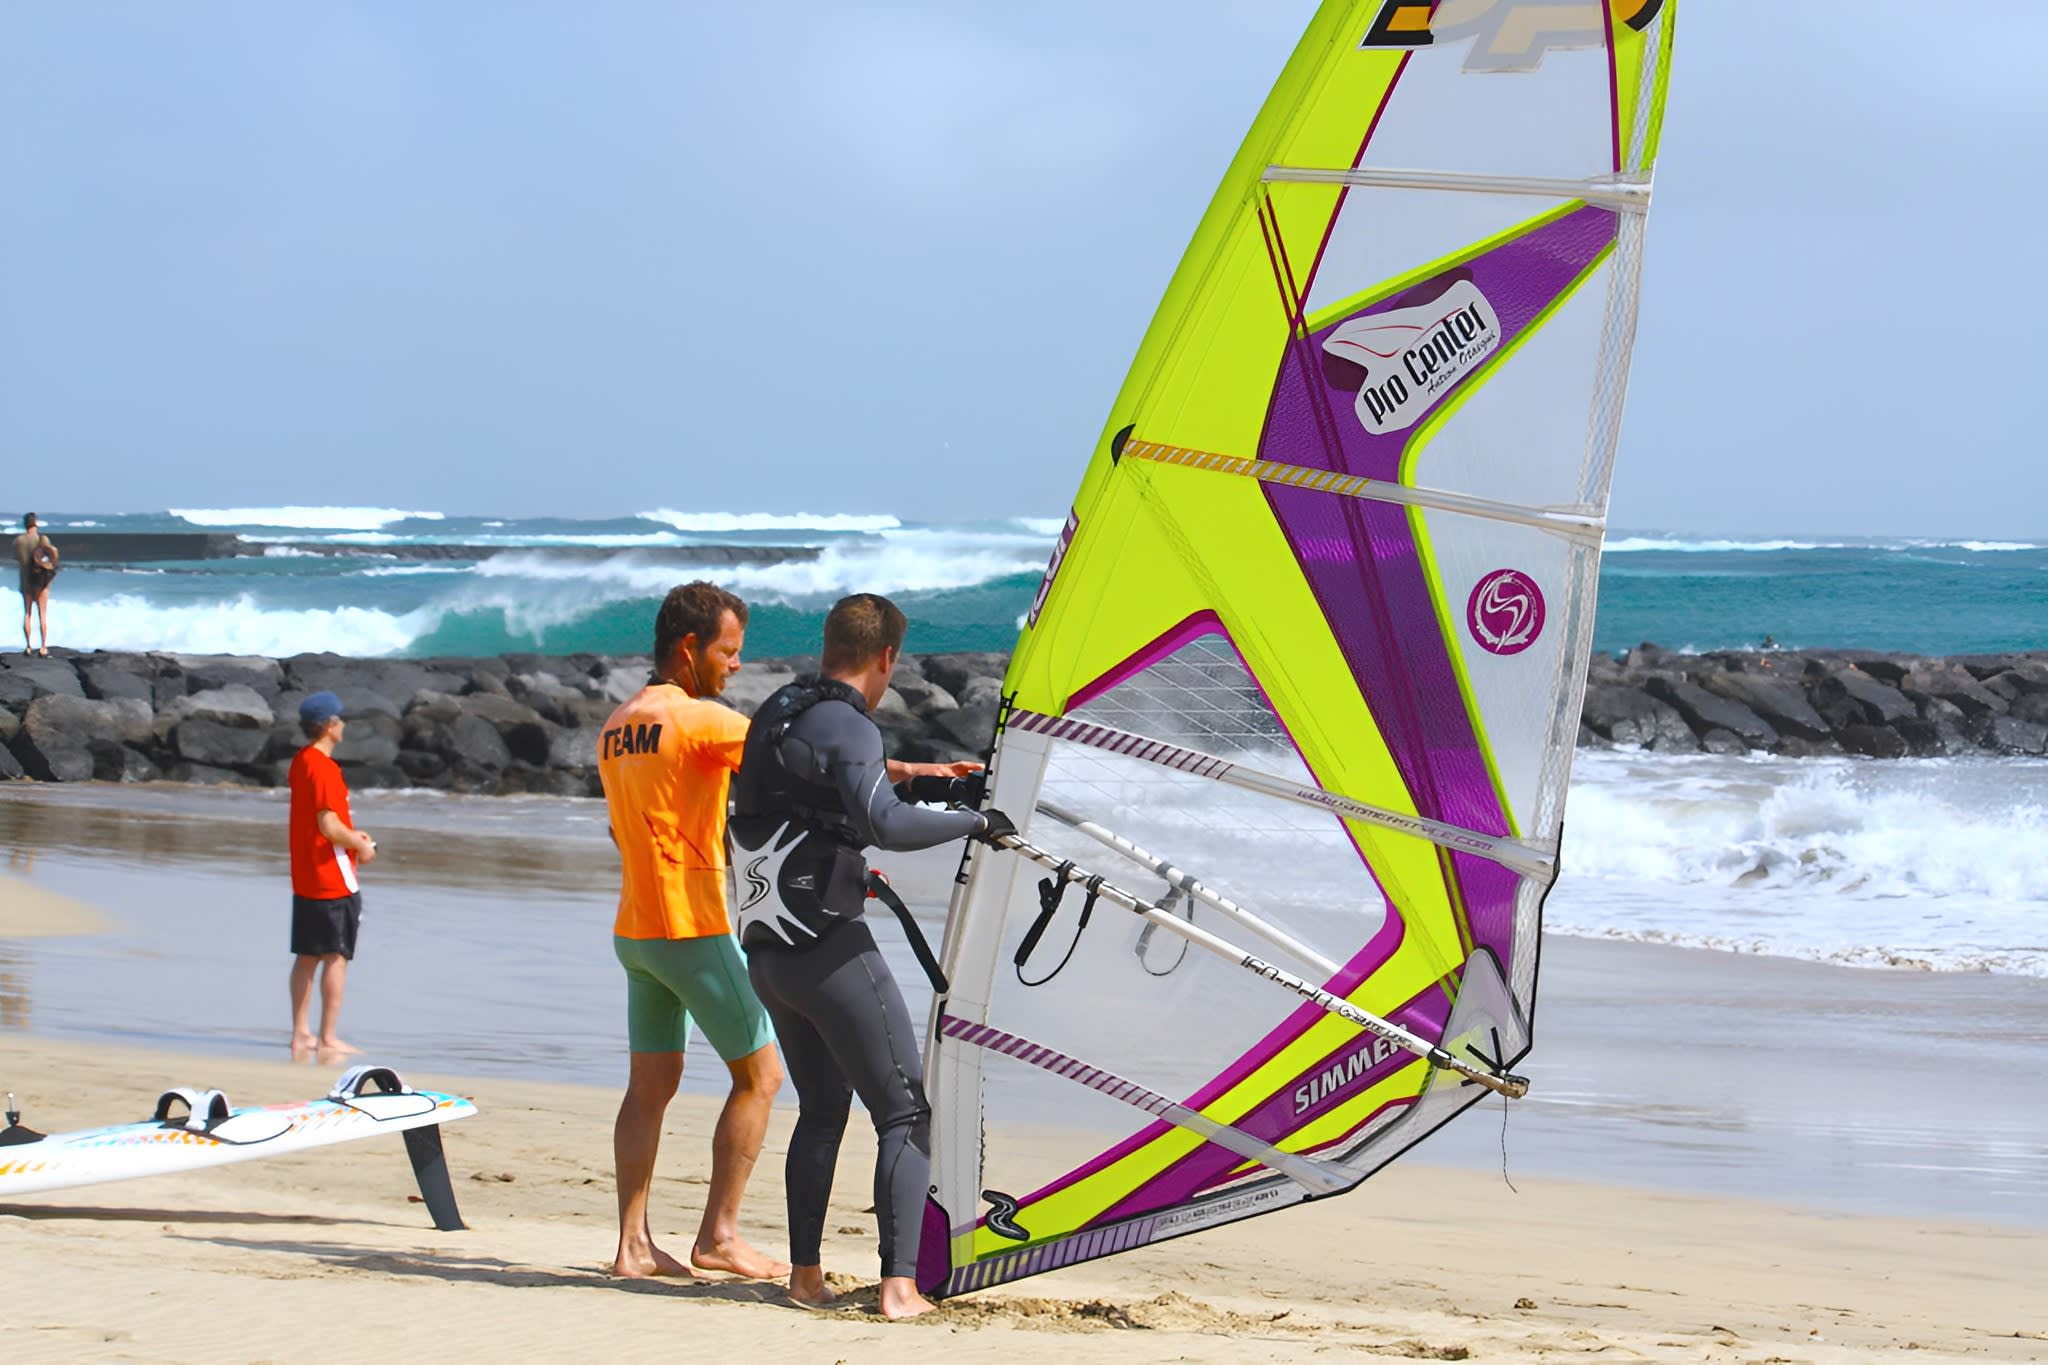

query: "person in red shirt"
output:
287 690 377 1056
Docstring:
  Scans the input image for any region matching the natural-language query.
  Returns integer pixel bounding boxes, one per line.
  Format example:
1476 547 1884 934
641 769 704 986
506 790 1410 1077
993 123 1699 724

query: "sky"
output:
0 2 2041 537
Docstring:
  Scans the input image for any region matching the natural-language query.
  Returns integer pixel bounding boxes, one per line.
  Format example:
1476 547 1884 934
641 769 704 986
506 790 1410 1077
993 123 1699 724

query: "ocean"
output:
27 506 2048 660
15 505 2048 980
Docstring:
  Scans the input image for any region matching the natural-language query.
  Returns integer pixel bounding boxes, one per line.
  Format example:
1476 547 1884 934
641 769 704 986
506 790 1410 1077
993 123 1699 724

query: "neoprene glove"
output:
973 808 1019 846
896 772 988 807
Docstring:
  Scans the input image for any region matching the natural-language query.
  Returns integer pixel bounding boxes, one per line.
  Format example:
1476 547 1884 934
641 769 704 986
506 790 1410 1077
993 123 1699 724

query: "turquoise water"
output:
28 510 2047 659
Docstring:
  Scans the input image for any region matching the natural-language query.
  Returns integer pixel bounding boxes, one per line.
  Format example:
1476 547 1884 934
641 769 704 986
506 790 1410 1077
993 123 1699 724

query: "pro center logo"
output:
1361 0 1666 72
1321 276 1501 435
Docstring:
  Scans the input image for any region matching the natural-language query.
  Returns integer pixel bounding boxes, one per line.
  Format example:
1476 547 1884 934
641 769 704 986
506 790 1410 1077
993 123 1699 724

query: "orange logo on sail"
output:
1361 0 1666 71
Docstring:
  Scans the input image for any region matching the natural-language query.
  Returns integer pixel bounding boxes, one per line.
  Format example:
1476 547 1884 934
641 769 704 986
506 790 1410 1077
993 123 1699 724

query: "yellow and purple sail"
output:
921 0 1676 1296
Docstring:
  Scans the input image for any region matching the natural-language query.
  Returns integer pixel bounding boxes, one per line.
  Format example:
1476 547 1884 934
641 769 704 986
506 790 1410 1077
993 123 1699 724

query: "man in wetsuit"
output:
599 581 787 1282
729 593 1012 1319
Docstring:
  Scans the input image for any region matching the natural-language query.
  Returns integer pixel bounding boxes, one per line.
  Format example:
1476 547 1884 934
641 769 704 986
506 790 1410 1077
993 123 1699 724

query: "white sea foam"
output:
1552 750 2048 975
473 529 1046 602
354 564 470 578
60 594 425 657
638 508 901 534
170 506 445 530
260 545 320 558
1010 517 1068 537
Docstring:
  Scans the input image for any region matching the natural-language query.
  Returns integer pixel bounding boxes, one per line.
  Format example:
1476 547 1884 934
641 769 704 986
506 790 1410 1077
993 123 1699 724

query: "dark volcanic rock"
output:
172 654 286 700
90 741 161 783
0 742 25 780
1580 684 1696 749
395 749 450 784
335 712 403 766
286 654 468 706
1901 663 2006 717
0 656 84 705
172 719 269 768
1910 696 1975 756
1699 728 1748 755
10 730 93 781
1972 713 2048 756
1811 667 1916 728
25 695 154 747
446 714 513 770
339 761 408 789
937 703 1000 754
1645 677 1779 749
919 652 1009 700
160 684 274 730
1838 724 1909 759
1700 671 1832 742
75 656 156 704
873 706 940 763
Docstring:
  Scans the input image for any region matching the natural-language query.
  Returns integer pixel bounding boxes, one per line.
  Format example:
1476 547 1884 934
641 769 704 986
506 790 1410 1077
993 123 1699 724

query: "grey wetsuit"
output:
733 690 980 1277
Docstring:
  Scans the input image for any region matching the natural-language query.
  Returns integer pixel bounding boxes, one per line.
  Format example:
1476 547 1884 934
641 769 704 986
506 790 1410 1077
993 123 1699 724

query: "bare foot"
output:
692 1235 790 1280
315 1038 361 1056
611 1242 705 1279
787 1265 838 1309
879 1276 936 1320
289 1032 317 1055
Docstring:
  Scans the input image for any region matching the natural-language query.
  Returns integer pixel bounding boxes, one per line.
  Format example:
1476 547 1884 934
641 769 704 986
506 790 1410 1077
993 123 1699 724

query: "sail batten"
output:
922 0 1676 1298
1120 438 1607 540
1262 163 1653 210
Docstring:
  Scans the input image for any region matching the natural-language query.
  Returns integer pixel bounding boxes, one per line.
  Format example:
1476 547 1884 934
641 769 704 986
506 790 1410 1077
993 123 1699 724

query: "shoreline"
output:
5 778 2043 1230
3 1033 2044 1362
3 643 2044 796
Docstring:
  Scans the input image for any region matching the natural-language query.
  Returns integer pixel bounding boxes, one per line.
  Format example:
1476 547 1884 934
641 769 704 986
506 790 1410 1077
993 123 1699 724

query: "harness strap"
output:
865 872 949 994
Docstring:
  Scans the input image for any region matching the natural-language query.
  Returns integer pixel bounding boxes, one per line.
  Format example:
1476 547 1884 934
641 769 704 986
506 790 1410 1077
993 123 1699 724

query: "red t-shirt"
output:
288 745 358 899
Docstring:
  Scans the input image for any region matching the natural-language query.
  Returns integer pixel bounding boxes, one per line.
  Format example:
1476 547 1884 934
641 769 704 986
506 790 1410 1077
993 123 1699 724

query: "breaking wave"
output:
1553 750 2048 975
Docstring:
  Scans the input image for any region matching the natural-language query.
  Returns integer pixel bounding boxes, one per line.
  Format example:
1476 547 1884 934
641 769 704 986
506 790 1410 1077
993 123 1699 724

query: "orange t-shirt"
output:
288 746 359 899
599 683 751 940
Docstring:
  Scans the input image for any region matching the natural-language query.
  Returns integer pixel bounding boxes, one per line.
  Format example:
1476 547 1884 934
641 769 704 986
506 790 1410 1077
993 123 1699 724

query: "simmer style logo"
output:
1321 276 1501 436
1466 568 1546 656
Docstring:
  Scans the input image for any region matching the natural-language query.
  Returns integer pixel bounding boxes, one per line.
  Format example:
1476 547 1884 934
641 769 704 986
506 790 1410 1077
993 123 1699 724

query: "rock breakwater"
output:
2 644 2042 794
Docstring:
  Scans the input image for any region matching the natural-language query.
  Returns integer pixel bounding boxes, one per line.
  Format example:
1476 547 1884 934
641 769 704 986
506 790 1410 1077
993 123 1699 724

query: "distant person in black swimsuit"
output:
13 513 59 657
729 593 1010 1319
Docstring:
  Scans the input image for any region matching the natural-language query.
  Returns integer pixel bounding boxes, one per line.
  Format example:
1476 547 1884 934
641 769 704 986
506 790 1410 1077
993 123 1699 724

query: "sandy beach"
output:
2 781 2045 1362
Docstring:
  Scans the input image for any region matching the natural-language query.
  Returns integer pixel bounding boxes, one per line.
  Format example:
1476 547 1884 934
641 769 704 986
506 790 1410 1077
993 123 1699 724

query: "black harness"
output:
726 676 952 989
729 677 875 950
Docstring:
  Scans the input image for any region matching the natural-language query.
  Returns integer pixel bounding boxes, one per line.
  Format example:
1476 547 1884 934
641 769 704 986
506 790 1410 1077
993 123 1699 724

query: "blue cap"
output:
299 691 344 726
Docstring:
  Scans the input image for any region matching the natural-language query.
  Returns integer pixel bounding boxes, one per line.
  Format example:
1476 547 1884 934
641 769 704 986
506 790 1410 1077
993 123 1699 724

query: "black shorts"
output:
291 893 362 959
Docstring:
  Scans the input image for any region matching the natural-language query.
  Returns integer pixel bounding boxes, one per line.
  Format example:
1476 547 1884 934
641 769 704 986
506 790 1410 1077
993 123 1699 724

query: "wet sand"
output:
1 781 2044 1359
2 1034 2043 1363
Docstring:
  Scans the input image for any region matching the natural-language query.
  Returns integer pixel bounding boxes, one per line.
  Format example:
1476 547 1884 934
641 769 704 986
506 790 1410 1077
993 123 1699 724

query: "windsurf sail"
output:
921 0 1677 1296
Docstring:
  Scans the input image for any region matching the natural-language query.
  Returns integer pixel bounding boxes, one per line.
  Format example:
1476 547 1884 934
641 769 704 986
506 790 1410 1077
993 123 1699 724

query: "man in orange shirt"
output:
287 690 377 1056
599 581 786 1281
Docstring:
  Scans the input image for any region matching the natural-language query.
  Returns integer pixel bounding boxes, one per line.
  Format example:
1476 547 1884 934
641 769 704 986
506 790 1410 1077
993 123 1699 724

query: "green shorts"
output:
614 933 775 1062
